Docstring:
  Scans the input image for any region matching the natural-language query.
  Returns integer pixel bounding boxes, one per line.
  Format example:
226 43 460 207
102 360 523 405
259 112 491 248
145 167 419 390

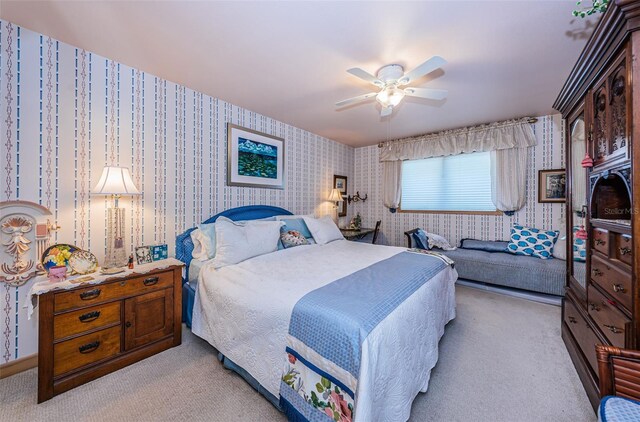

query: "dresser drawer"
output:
588 285 629 348
591 255 632 311
592 228 609 256
54 301 121 341
564 298 600 374
54 271 174 312
53 325 121 377
614 234 632 266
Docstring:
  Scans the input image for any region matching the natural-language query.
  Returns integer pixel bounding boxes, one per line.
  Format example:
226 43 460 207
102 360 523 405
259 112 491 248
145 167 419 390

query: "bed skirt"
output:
182 282 196 328
217 352 282 409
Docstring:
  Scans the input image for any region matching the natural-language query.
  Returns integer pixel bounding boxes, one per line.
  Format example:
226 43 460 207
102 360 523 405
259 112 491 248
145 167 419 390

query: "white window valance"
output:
380 117 538 213
378 117 537 162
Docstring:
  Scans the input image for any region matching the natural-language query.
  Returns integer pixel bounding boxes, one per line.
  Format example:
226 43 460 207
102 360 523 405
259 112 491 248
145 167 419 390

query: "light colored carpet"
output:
1 286 595 422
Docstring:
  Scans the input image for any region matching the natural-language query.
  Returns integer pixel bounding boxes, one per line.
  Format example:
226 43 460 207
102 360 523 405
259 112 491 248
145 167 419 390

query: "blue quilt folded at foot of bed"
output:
279 251 448 422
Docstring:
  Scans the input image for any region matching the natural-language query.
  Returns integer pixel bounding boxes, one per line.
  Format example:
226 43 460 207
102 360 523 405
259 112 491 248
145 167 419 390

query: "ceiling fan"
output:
335 56 448 117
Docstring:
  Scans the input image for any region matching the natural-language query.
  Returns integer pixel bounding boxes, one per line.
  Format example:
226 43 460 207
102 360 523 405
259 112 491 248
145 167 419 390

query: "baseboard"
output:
0 353 38 379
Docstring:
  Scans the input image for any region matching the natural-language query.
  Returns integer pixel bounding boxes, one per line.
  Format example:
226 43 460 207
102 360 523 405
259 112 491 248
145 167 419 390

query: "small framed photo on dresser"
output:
135 246 153 265
538 169 566 203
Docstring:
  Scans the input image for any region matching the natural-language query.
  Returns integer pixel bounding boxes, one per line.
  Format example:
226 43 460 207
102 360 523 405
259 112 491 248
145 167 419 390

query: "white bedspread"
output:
192 240 457 422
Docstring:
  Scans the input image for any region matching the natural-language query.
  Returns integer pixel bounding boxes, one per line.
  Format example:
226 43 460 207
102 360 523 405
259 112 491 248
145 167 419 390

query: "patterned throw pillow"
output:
573 226 587 262
280 228 310 249
507 224 559 259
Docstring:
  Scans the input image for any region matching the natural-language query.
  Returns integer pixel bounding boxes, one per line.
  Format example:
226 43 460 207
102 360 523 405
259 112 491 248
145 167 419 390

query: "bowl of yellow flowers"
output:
41 244 79 274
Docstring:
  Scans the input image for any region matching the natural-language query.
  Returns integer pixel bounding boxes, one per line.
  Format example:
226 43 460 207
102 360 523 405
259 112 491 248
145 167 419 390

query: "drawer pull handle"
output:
620 247 631 256
595 239 606 246
613 284 626 293
125 321 132 328
568 316 577 324
592 268 603 277
79 289 101 301
143 276 159 286
78 341 100 354
603 324 623 334
590 303 601 312
78 310 101 323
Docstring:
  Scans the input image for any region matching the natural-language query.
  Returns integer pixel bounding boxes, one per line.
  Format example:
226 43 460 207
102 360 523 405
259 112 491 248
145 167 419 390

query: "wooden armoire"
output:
554 0 640 409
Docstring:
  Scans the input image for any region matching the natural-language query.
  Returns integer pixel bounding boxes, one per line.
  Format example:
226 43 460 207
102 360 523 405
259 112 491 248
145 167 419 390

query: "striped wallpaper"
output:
0 21 354 363
351 115 566 248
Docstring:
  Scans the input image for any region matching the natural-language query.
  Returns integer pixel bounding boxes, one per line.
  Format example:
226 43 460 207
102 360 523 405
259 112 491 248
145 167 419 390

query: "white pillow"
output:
190 229 209 261
211 217 283 268
553 235 567 260
425 232 456 251
303 216 344 245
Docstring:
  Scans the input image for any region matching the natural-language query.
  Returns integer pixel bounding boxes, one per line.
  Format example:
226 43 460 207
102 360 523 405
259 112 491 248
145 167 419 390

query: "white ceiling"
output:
0 1 598 147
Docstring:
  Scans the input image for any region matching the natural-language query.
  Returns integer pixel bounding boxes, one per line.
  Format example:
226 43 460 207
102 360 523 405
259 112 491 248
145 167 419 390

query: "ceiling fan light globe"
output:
376 86 405 108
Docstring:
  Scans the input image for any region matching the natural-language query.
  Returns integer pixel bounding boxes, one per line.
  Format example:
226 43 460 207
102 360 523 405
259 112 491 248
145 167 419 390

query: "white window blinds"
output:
401 152 495 212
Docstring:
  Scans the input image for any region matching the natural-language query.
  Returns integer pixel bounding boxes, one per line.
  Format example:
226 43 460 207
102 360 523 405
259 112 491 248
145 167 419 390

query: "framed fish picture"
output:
227 123 285 189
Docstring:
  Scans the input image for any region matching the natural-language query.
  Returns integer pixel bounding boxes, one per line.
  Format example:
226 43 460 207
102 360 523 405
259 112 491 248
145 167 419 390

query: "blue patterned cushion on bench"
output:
599 396 640 422
507 224 559 259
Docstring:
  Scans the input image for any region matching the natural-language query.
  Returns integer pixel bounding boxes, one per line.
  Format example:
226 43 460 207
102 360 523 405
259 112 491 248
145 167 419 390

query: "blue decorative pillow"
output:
280 228 310 249
412 229 430 250
573 226 587 262
507 224 559 259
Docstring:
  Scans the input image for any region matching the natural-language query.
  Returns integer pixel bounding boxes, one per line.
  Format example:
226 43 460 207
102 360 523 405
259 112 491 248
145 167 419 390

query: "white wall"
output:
352 114 565 247
0 21 353 363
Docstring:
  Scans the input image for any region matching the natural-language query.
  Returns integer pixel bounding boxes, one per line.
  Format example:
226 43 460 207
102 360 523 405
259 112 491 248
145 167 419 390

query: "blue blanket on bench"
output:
280 251 448 422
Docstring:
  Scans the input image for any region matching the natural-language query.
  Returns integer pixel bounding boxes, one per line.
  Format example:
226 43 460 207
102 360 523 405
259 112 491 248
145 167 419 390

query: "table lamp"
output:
329 188 344 224
93 166 141 268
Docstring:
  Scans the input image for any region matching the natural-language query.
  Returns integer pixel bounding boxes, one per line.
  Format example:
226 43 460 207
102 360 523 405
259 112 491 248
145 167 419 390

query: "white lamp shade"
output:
328 188 344 202
93 166 141 195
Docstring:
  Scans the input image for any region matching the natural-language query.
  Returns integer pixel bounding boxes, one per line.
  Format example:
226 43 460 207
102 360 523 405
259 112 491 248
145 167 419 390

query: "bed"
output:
176 206 458 422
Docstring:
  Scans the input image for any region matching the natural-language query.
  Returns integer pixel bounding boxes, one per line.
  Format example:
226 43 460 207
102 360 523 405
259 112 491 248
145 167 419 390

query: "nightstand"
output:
340 227 375 241
36 261 183 403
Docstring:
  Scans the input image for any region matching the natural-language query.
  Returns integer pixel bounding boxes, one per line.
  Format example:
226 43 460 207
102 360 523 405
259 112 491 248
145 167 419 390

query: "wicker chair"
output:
596 344 640 420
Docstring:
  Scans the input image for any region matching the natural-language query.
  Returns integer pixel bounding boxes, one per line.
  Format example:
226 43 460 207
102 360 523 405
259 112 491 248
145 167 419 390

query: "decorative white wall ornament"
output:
0 201 55 287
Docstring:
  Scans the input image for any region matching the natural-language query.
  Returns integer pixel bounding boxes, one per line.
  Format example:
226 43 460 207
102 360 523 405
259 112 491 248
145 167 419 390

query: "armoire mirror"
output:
570 114 587 291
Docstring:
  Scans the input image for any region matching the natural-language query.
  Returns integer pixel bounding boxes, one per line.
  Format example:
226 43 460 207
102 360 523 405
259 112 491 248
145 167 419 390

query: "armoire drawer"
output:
591 254 632 312
614 234 632 266
588 285 629 348
564 298 600 374
592 228 609 256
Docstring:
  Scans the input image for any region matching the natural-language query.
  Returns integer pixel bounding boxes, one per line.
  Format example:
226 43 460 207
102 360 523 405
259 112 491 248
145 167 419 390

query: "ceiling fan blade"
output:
403 87 448 101
335 92 378 108
398 56 447 85
380 106 393 117
347 68 384 87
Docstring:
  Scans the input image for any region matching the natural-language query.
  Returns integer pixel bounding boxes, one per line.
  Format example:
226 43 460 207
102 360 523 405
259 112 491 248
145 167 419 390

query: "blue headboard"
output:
175 205 293 281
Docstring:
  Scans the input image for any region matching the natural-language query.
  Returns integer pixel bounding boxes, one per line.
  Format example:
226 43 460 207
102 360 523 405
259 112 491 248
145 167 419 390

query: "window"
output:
400 151 495 212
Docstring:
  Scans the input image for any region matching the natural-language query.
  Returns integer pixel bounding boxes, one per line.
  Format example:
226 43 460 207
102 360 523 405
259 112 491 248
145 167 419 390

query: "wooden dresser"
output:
38 265 183 403
553 0 640 409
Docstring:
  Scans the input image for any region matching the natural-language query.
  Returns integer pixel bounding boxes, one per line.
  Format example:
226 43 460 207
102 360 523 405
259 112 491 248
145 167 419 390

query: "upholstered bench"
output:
404 231 566 296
